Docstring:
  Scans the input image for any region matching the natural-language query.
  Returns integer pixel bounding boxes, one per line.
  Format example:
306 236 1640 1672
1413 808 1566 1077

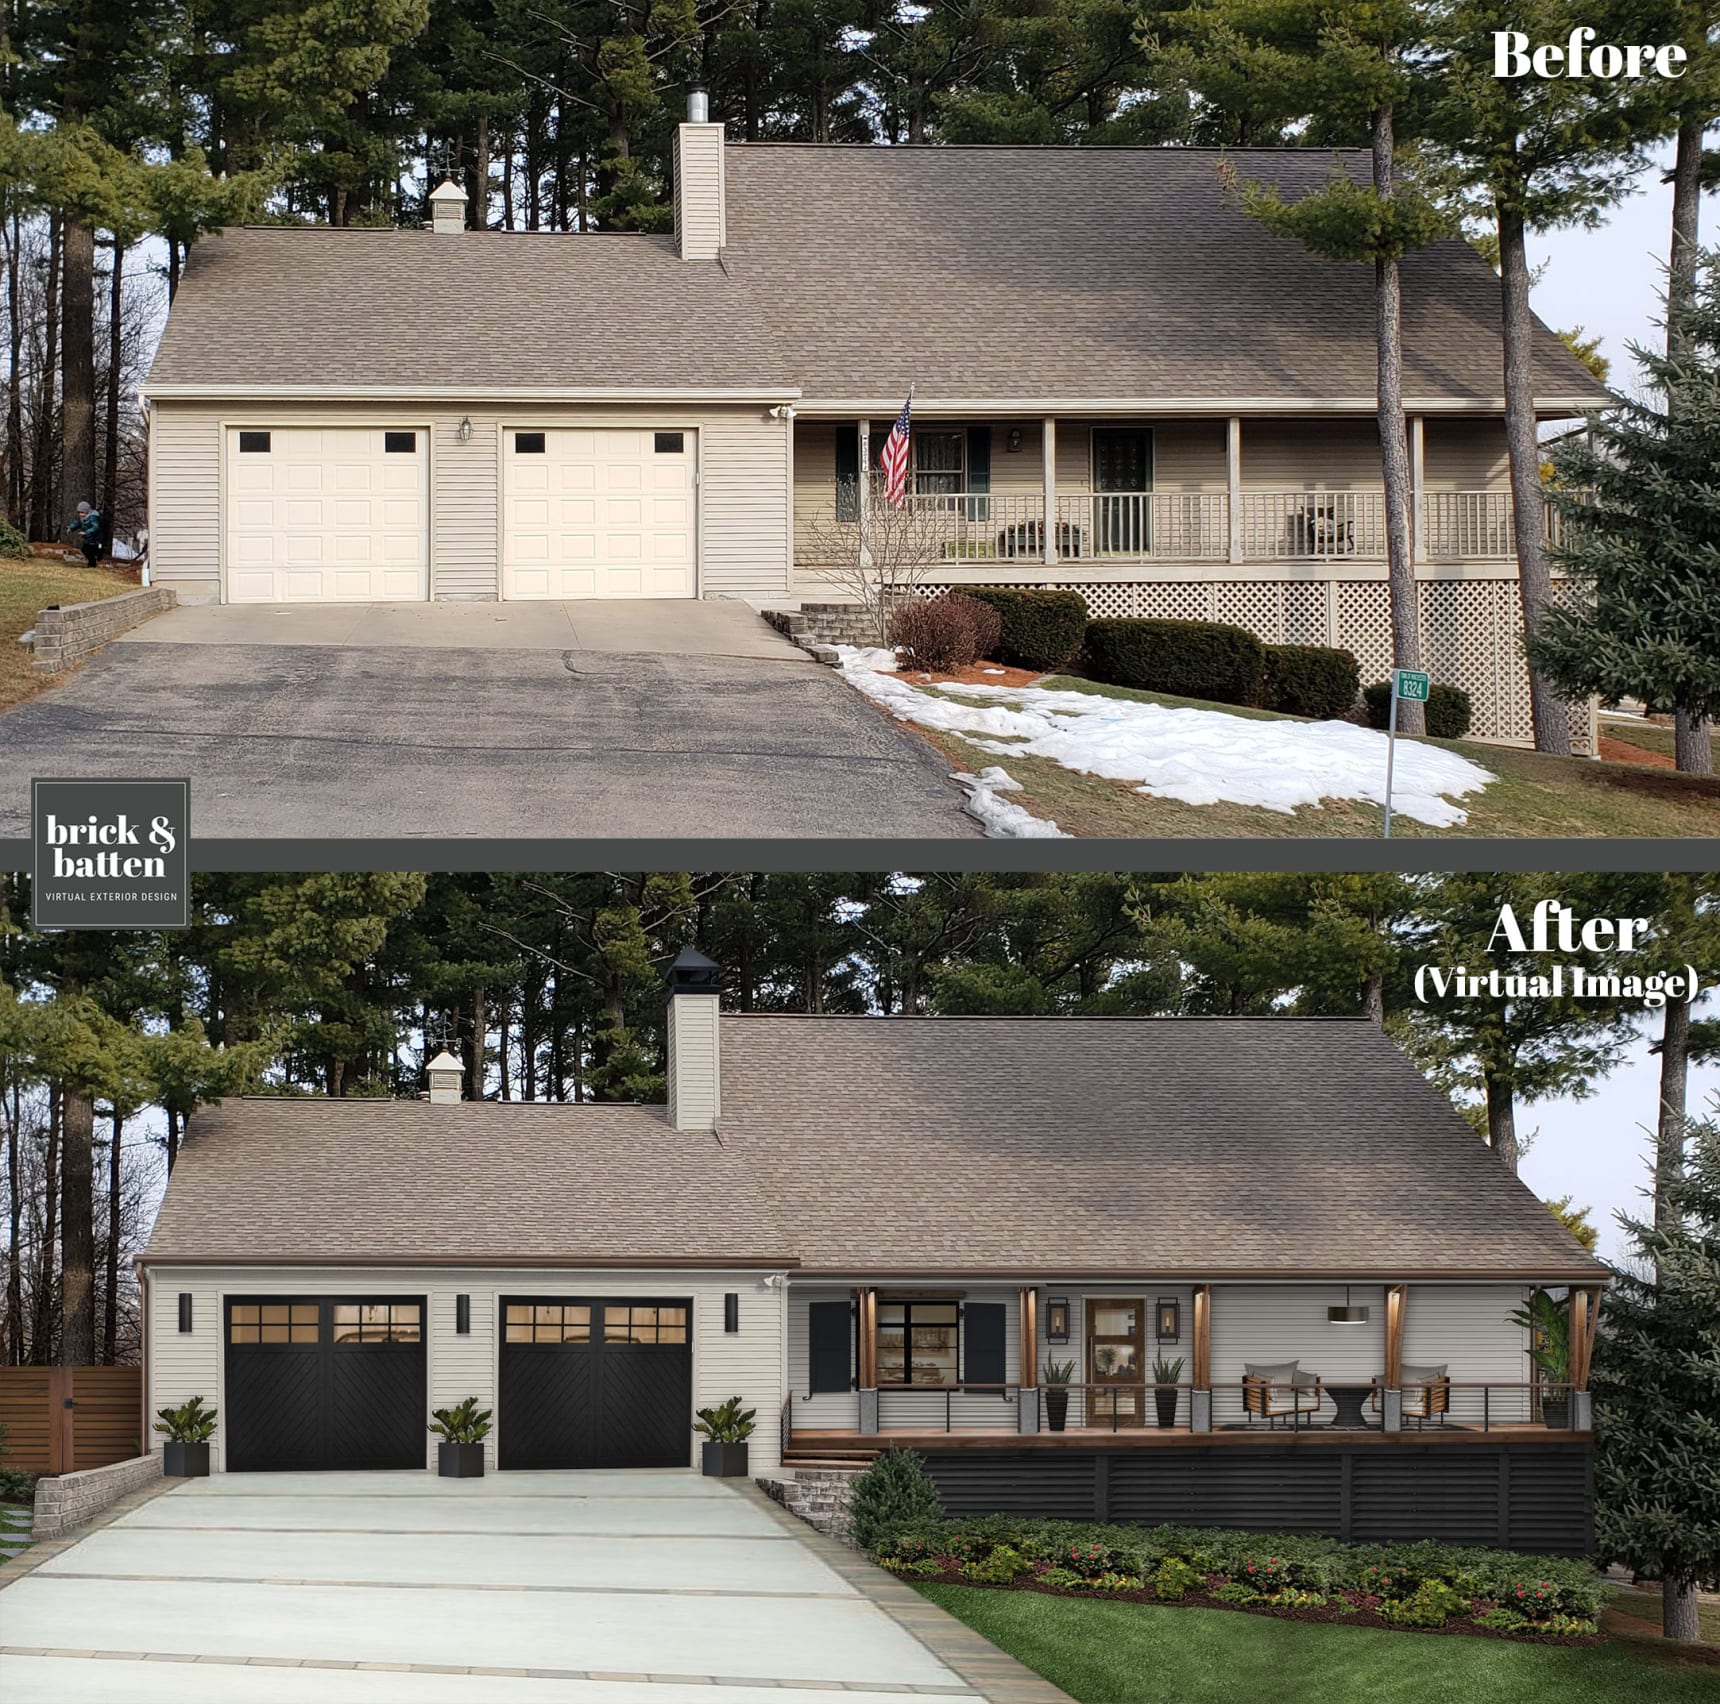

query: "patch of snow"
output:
836 648 1493 827
953 767 1067 838
982 667 1007 675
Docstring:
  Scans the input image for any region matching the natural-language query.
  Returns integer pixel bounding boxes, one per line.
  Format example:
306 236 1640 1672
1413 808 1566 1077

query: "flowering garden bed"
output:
872 1519 1603 1644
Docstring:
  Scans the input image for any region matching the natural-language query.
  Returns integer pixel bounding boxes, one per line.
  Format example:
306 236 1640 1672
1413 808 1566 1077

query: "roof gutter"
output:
793 396 1604 419
786 1267 1611 1285
134 1252 804 1270
141 383 803 405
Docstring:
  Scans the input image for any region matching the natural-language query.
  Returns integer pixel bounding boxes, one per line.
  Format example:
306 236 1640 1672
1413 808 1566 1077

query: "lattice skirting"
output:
918 577 1595 751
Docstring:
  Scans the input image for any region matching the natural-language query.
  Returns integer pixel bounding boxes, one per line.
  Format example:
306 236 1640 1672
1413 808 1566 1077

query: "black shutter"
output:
965 426 992 521
964 1303 1006 1387
808 1300 853 1393
835 425 860 523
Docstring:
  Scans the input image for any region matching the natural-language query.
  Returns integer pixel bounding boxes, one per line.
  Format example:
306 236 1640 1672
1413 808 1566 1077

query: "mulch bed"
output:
907 1569 1605 1645
898 660 1045 690
1598 736 1677 770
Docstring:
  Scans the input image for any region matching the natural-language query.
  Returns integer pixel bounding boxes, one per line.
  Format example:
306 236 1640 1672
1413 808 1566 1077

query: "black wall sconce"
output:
1045 1297 1070 1342
724 1293 739 1333
178 1293 193 1333
1155 1298 1180 1343
455 1294 471 1335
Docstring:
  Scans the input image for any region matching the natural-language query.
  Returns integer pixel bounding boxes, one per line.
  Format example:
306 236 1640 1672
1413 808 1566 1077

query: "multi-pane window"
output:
505 1303 591 1344
332 1302 421 1344
913 432 964 498
229 1303 317 1345
604 1304 688 1345
877 1301 958 1386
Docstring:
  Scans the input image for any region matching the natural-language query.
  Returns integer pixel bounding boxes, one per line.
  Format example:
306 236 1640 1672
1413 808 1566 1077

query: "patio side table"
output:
1324 1383 1375 1429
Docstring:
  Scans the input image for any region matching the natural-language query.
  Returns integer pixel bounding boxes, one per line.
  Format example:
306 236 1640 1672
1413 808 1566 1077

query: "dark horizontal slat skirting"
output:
918 1441 1593 1556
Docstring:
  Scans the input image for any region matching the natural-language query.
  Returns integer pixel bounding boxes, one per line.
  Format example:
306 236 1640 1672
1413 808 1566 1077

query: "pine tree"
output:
1524 258 1720 770
1592 1113 1720 1643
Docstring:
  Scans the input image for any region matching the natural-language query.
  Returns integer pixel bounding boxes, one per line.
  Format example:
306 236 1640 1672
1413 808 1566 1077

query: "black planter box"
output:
162 1441 210 1478
1155 1390 1180 1429
702 1440 749 1477
1044 1389 1069 1432
438 1441 486 1478
1541 1398 1571 1430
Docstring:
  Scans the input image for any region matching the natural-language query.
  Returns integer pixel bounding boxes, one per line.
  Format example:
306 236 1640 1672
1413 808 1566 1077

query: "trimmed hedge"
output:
872 1515 1602 1637
888 593 1003 673
1262 644 1360 719
1363 680 1475 740
1085 617 1266 706
962 588 1089 671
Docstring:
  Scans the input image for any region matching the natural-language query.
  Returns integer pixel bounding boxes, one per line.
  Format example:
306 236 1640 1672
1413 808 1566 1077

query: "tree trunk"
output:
1666 117 1712 776
1361 972 1385 1025
4 207 24 531
1654 997 1690 1236
5 1075 22 1362
165 1105 180 1173
102 1107 122 1363
60 1086 96 1364
1373 104 1424 736
59 215 98 528
31 212 60 541
473 115 490 231
1484 1069 1519 1171
1664 1573 1700 1643
467 986 486 1100
101 238 123 527
1497 203 1570 756
33 1090 61 1361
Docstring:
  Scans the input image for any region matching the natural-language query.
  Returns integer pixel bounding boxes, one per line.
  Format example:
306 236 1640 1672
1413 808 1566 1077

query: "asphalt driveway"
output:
0 1469 1059 1703
0 602 976 839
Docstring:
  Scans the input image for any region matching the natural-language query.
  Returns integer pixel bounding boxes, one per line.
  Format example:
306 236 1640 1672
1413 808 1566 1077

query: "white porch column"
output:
1410 414 1426 565
1042 417 1058 566
857 417 870 562
1226 416 1243 565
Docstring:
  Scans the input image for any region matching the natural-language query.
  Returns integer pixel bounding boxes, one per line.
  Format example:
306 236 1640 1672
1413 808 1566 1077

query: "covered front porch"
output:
782 1281 1600 1463
791 414 1549 575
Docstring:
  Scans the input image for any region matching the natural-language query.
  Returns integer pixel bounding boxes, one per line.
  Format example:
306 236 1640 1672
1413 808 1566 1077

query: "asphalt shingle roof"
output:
146 146 1604 408
143 1017 1605 1281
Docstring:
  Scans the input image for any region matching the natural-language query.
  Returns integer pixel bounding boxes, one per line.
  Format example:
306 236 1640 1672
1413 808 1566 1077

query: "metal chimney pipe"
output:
688 85 709 124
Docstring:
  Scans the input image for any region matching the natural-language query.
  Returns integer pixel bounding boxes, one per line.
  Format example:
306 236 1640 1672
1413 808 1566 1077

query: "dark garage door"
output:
224 1297 426 1472
499 1297 692 1469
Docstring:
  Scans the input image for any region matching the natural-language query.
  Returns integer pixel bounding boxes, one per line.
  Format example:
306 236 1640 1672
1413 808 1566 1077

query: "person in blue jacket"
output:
65 500 103 565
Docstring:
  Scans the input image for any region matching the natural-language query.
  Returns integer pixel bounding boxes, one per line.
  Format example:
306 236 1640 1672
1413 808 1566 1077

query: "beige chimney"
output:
666 947 722 1131
673 88 725 261
426 1049 464 1104
428 179 468 235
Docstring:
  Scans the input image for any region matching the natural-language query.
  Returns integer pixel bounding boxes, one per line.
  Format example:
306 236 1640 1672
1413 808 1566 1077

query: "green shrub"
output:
1378 1579 1468 1627
1211 1580 1264 1605
964 1544 1033 1584
845 1449 943 1551
1151 1556 1205 1601
1474 1606 1532 1633
1085 617 1266 706
0 1468 36 1504
427 1397 493 1445
153 1396 217 1444
1362 680 1475 740
1262 644 1361 719
888 593 1003 672
1086 1571 1145 1593
962 588 1089 670
0 518 28 559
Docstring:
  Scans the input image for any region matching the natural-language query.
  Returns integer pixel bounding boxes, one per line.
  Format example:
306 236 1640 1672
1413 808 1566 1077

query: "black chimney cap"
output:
667 946 723 994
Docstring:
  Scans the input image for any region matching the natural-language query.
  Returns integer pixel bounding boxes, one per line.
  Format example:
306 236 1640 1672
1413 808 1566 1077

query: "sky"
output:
1527 137 1713 396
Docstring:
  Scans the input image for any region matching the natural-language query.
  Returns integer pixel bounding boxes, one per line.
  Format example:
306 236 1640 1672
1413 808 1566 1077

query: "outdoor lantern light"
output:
1045 1298 1070 1342
458 416 473 443
1328 1285 1370 1324
1156 1298 1180 1342
456 1294 471 1334
1006 427 1024 452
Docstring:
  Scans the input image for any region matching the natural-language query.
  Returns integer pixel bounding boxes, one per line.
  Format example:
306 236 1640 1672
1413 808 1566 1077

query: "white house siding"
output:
144 1264 786 1474
1423 418 1510 488
147 399 790 606
786 1283 1022 1434
1403 1283 1533 1425
1209 1283 1387 1425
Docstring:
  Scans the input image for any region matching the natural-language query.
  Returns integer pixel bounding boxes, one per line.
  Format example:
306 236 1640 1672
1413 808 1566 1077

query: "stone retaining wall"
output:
32 585 175 672
760 1466 864 1543
31 1452 162 1540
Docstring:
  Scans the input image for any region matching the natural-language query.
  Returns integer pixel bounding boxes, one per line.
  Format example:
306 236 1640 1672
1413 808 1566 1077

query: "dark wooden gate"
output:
0 1366 143 1474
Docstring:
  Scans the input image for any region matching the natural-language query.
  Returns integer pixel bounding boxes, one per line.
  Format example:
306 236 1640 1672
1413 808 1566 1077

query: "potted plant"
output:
154 1396 216 1477
1042 1359 1075 1432
1510 1290 1572 1428
1152 1355 1184 1429
694 1396 757 1477
429 1398 492 1477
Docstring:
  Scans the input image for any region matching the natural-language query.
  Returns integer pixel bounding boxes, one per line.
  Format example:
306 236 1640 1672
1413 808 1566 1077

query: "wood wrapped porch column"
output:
856 1286 878 1433
1191 1284 1212 1431
1382 1283 1407 1433
1569 1285 1601 1429
1018 1286 1039 1433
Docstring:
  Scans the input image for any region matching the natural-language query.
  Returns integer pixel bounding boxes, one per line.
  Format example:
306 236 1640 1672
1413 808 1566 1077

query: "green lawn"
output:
909 675 1720 838
0 1501 34 1556
915 1584 1720 1704
0 555 139 709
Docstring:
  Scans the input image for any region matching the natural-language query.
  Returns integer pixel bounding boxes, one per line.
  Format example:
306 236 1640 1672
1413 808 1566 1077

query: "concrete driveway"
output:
0 1469 1061 1703
0 602 976 839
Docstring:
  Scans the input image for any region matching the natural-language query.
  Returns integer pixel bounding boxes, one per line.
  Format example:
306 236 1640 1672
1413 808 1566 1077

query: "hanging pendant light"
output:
1328 1285 1370 1324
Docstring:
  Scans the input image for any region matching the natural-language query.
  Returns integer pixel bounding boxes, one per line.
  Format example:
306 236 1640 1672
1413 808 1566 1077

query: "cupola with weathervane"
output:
426 1048 464 1104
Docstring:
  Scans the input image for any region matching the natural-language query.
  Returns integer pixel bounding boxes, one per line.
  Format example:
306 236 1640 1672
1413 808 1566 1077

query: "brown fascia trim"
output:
135 1253 801 1270
790 1266 1611 1285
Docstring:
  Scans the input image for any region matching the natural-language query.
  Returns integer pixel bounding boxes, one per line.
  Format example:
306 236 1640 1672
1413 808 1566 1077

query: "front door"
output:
1086 1297 1145 1429
1091 428 1152 555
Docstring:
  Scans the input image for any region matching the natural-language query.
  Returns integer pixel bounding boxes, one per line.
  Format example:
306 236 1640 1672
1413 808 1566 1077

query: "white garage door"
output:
225 427 429 603
503 428 696 599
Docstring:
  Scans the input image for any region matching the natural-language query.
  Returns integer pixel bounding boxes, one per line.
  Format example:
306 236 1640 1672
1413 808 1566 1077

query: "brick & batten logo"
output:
31 779 190 930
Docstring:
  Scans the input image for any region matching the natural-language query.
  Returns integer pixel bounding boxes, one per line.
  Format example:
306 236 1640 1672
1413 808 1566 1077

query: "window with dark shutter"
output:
964 426 992 522
963 1302 1006 1387
834 424 859 523
807 1300 853 1393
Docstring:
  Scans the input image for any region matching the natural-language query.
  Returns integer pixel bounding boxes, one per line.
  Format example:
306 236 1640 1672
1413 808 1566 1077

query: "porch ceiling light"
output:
1328 1285 1370 1324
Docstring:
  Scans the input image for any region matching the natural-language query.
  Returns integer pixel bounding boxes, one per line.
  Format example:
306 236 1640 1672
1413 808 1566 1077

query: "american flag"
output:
878 388 913 508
